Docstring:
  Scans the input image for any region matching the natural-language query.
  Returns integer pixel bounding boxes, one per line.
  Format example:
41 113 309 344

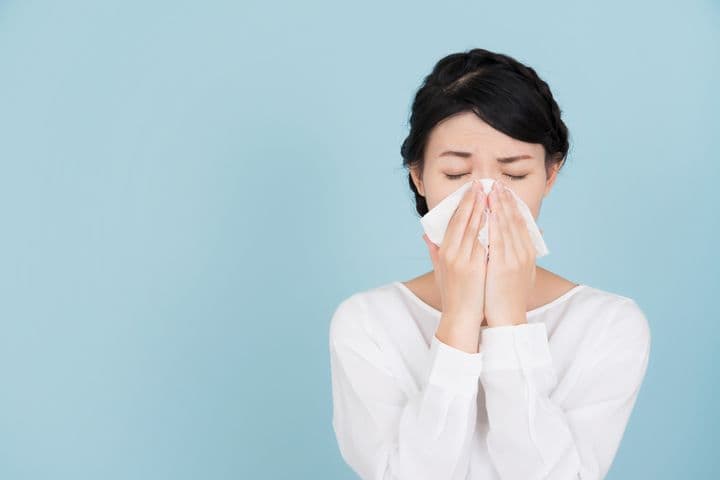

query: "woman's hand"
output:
483 180 537 327
422 180 488 352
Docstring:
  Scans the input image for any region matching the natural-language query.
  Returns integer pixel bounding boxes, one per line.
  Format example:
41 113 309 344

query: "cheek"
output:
516 194 543 219
426 194 446 212
509 185 544 219
425 183 464 211
527 200 541 219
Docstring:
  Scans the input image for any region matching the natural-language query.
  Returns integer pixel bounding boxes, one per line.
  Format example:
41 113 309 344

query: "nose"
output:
470 175 503 195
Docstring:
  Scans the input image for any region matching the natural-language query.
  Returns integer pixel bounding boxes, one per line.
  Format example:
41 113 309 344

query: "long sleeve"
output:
329 296 485 480
479 298 651 480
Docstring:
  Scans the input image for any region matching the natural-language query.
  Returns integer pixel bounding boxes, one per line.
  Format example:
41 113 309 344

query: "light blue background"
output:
0 0 717 478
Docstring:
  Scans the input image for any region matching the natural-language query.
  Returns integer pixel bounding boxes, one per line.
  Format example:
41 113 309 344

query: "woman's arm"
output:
329 296 484 480
479 298 651 479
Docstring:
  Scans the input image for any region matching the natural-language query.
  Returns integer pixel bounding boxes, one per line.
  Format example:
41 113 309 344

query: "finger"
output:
506 188 536 257
443 181 479 255
458 189 486 262
470 208 488 263
492 181 517 264
530 262 537 286
500 184 532 261
488 185 505 261
516 206 536 257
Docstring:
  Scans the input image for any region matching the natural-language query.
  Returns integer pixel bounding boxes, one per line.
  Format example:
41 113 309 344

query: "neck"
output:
423 266 550 313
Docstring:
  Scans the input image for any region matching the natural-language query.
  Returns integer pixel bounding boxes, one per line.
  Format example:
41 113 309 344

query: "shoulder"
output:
328 281 407 348
571 284 651 352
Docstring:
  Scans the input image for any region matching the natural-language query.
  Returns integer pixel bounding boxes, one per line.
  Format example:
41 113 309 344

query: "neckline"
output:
393 280 586 318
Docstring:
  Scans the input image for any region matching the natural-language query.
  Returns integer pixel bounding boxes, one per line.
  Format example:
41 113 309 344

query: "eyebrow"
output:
438 151 533 164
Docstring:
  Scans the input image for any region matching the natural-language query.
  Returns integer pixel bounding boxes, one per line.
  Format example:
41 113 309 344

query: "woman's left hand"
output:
483 180 537 327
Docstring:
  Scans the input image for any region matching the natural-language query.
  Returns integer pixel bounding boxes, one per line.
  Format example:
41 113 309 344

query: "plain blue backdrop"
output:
0 0 717 478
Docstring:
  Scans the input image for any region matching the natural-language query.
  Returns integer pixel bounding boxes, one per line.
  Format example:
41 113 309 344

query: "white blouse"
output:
328 281 651 480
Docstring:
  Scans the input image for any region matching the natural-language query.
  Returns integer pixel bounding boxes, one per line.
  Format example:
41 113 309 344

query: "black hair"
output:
400 48 570 217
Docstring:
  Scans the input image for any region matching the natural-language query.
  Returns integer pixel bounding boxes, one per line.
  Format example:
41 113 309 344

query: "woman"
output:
328 48 651 480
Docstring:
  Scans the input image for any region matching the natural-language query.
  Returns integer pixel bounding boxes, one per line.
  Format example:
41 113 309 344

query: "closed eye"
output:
445 173 528 180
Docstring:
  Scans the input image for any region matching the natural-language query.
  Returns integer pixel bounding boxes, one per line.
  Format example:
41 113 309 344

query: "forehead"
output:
425 111 542 160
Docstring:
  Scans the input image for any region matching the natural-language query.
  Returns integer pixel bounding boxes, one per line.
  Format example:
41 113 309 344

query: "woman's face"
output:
410 111 561 219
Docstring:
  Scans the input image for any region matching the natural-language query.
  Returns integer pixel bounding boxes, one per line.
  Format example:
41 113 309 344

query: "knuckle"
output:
447 255 460 269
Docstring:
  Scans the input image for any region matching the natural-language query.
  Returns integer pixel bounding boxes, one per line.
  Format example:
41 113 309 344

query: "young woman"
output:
328 48 651 480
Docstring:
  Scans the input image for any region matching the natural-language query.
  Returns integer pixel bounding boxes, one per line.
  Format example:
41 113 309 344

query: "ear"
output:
543 159 562 198
409 164 426 197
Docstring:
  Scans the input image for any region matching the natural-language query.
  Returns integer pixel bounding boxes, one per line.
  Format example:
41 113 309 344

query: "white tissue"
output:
420 178 549 257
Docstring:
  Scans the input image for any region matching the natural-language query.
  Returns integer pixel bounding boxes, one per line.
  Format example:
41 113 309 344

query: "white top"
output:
328 281 651 480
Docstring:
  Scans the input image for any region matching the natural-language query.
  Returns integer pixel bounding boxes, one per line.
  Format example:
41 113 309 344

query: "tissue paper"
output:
419 178 549 257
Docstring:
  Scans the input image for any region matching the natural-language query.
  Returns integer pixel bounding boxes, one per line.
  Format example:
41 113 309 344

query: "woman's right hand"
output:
423 180 488 352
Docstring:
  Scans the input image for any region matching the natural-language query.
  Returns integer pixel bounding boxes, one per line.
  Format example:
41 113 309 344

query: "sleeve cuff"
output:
426 333 484 395
480 322 553 372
